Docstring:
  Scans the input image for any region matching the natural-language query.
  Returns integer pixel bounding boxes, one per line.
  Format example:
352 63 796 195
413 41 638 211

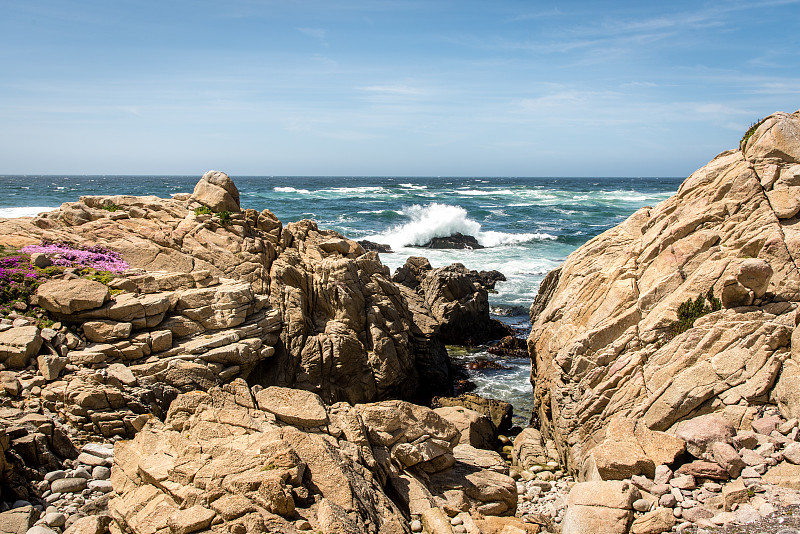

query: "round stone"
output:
633 498 650 512
410 519 423 532
91 466 111 480
43 512 67 527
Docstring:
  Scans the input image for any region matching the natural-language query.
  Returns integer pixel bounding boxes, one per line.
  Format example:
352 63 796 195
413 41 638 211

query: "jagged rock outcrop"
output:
0 173 501 406
527 109 800 479
110 384 517 533
393 258 509 346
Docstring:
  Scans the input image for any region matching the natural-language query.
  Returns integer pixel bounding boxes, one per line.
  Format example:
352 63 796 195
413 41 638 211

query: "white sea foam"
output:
399 183 427 189
455 189 516 196
274 186 311 194
368 203 556 249
0 206 56 218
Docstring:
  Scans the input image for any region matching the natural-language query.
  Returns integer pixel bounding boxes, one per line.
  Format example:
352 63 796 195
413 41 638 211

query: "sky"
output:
1 0 799 177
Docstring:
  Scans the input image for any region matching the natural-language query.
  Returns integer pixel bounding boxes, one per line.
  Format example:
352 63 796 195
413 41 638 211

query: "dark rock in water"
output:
453 379 477 395
420 232 484 249
394 258 511 345
357 240 393 253
432 393 513 436
487 336 528 358
470 269 506 291
465 359 511 371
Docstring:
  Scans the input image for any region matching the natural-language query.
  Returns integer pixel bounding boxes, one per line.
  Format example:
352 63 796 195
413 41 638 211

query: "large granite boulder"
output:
36 279 110 315
191 170 241 213
528 109 800 477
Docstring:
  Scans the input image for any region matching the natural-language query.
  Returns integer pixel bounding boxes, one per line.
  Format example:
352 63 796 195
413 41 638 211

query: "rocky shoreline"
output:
1 109 800 534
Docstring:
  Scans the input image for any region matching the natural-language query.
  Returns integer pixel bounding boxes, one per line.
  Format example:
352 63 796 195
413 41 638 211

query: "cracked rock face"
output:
528 109 800 476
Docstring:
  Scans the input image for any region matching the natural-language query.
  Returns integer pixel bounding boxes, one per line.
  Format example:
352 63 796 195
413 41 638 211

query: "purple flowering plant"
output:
20 241 129 272
0 241 128 316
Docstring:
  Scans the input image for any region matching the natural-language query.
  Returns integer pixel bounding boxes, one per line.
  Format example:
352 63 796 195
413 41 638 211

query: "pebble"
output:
632 498 650 512
42 512 67 527
44 469 67 482
92 466 111 480
74 466 92 479
410 519 423 532
75 452 108 467
87 480 113 493
294 519 311 530
50 478 87 494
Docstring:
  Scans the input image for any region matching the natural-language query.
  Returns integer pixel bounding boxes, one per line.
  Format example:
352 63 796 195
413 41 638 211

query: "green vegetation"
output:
194 205 213 216
101 203 120 212
740 117 767 150
667 289 722 339
216 211 232 226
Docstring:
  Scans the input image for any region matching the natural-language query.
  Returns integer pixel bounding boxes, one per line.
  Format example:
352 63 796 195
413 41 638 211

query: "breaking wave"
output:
369 203 556 250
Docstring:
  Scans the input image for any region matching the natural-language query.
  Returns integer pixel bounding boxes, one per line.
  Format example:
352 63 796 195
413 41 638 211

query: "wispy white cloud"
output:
297 27 329 47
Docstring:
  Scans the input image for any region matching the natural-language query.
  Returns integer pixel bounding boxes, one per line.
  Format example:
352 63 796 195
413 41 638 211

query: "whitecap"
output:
274 186 311 194
0 206 57 218
455 189 515 196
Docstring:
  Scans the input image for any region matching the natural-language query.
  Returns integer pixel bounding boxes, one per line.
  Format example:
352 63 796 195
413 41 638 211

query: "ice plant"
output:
0 254 41 306
20 242 129 272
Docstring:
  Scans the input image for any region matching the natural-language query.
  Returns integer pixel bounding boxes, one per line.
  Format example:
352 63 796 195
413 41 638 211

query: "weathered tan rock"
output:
722 478 749 511
36 279 110 314
0 326 42 368
772 359 800 420
562 480 639 534
433 394 513 436
37 354 67 381
512 428 550 470
82 320 132 342
676 414 736 460
63 514 113 534
737 258 774 297
629 507 676 534
111 386 513 534
255 386 328 427
763 461 800 490
528 110 800 478
744 111 800 163
712 442 745 478
191 170 241 213
434 406 495 449
0 505 39 534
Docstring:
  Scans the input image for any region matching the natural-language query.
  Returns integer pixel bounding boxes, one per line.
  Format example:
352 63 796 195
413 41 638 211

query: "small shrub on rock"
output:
667 289 721 339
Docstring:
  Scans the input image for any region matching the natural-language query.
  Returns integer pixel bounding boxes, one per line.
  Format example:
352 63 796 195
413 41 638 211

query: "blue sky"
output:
1 0 799 177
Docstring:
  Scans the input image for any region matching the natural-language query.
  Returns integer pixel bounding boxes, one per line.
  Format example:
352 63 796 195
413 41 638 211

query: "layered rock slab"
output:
528 109 800 476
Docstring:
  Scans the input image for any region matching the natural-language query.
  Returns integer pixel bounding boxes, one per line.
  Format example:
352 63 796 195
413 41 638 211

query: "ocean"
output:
0 174 683 425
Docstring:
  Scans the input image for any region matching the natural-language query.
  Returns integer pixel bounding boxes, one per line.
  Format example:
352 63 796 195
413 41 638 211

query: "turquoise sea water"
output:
0 175 683 424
